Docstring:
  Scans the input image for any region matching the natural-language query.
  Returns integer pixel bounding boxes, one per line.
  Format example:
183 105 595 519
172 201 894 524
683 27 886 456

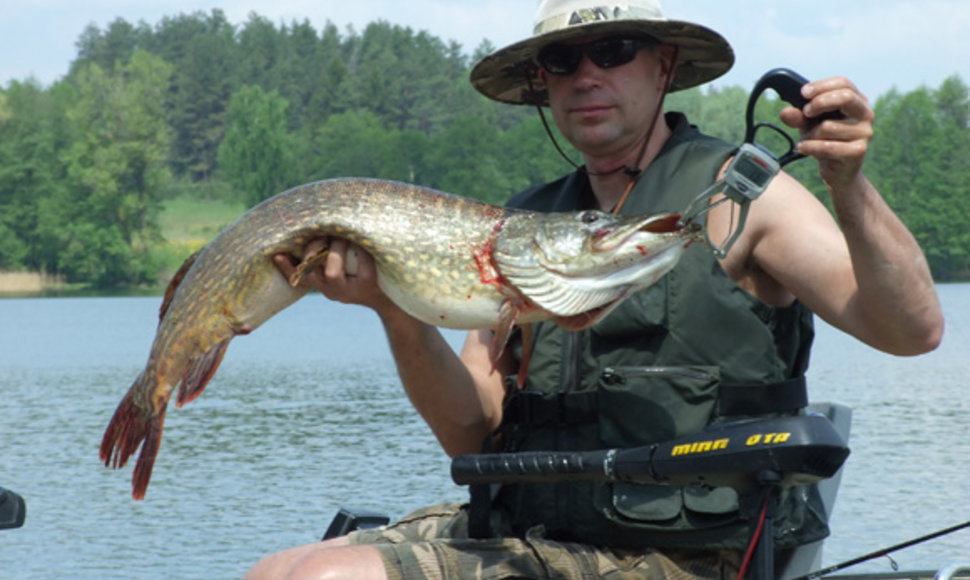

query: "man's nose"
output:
570 54 603 88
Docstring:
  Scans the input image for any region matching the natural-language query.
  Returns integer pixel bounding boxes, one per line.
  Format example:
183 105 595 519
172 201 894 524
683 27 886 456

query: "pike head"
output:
494 210 702 330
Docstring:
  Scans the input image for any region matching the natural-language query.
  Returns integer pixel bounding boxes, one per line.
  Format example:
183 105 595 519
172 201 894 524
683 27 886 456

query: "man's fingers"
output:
325 238 349 279
273 253 297 277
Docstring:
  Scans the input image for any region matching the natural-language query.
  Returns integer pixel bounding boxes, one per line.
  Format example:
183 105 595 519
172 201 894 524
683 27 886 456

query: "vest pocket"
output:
612 484 683 522
597 365 720 447
595 365 741 529
591 282 668 339
608 482 741 531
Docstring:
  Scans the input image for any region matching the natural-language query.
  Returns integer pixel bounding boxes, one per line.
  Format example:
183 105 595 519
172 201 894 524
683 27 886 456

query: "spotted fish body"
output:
100 178 701 499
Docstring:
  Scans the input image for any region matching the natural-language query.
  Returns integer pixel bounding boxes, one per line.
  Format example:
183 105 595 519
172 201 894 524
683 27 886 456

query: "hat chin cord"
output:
526 46 679 214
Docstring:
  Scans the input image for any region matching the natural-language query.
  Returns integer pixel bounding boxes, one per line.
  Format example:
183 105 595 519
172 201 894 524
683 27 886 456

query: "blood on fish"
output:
473 221 506 286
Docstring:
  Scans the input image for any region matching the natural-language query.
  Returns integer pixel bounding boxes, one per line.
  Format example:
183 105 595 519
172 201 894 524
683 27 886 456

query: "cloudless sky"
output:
1 0 968 99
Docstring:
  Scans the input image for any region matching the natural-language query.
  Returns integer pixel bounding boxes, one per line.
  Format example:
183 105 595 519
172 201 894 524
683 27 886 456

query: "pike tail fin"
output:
99 372 168 500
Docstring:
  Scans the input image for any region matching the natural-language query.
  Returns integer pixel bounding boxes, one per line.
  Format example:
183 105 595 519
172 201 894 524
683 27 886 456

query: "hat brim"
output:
470 19 734 105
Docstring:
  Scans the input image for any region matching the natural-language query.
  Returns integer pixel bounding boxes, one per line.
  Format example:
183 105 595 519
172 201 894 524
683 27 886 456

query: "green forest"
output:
1 10 968 289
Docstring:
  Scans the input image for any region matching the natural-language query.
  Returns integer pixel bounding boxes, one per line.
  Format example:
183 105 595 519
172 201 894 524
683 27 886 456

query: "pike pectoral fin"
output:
99 372 168 500
175 338 232 407
490 299 520 367
491 303 536 390
288 237 331 287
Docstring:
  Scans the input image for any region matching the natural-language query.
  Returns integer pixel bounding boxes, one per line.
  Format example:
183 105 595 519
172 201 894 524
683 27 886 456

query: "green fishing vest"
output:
490 113 828 549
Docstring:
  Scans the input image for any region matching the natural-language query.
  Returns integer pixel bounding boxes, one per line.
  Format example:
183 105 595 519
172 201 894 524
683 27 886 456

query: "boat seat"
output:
778 401 853 580
322 507 390 540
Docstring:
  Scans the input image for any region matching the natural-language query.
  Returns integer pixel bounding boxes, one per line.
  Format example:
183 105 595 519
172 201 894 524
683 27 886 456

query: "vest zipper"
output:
558 330 583 534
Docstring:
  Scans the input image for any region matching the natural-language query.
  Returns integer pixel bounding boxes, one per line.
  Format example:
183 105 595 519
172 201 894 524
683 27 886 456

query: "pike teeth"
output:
594 213 683 252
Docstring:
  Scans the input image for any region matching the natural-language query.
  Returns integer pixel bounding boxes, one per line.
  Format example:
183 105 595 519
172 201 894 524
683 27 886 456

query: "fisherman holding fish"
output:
247 0 943 578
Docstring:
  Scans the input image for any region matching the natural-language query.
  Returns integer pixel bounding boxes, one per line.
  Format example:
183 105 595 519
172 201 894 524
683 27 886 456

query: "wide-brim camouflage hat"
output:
470 0 734 105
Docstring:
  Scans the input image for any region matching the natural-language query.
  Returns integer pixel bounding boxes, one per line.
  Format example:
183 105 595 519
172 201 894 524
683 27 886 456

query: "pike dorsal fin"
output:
159 248 202 323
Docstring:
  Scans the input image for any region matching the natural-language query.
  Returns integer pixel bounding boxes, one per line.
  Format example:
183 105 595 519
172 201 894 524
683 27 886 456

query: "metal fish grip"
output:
681 68 841 258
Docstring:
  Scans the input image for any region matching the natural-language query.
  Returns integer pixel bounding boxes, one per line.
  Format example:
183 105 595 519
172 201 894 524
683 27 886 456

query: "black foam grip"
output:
451 450 614 485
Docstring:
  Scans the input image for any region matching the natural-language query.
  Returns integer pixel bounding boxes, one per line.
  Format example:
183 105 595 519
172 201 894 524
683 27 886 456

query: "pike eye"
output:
579 211 602 225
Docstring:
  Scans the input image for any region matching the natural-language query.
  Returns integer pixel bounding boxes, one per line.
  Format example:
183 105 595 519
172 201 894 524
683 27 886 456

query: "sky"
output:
1 0 968 100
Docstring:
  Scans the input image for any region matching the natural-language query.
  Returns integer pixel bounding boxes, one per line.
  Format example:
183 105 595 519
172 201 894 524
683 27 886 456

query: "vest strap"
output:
504 376 808 427
468 432 499 539
716 376 808 416
468 483 493 539
503 391 599 426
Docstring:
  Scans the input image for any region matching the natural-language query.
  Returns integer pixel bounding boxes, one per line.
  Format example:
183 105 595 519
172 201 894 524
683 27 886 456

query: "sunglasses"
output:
537 36 655 76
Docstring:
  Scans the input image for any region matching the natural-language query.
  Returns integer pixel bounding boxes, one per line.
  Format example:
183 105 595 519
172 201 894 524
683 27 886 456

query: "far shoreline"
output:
0 271 164 298
0 271 64 295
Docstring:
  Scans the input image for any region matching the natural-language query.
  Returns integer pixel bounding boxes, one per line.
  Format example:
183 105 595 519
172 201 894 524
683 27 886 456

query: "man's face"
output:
539 35 670 161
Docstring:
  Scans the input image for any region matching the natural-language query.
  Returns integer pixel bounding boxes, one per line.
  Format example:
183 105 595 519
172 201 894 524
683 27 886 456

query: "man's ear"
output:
657 44 679 90
537 66 548 84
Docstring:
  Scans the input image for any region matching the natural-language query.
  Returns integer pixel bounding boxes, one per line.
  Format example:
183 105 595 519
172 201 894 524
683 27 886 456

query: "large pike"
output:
100 178 701 499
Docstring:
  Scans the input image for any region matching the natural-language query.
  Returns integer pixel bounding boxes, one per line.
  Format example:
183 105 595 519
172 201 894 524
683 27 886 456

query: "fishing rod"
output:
795 519 970 580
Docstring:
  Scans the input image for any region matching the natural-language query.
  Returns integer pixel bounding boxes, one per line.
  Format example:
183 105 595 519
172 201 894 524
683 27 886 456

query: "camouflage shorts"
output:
346 503 740 580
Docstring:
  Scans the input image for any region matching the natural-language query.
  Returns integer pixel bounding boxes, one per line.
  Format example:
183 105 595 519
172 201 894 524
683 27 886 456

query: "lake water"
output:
1 286 968 579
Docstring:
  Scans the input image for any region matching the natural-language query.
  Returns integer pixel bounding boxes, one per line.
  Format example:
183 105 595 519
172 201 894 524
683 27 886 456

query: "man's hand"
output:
272 238 396 313
768 77 943 355
779 76 874 192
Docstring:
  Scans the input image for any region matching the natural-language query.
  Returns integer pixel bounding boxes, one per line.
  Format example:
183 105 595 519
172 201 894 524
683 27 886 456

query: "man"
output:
246 1 943 578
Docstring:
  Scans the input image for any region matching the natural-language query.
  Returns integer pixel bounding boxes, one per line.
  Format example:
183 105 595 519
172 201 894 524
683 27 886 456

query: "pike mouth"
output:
592 213 688 252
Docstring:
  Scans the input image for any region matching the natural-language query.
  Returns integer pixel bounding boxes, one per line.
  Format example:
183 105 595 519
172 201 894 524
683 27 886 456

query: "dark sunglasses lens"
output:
538 45 582 75
587 38 638 69
538 38 641 75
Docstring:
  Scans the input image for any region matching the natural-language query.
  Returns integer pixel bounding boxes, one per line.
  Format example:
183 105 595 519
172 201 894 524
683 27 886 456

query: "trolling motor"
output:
452 414 848 490
452 413 850 580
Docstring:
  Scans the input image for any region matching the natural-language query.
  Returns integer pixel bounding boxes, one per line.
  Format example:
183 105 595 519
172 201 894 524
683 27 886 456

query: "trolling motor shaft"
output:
452 414 849 491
